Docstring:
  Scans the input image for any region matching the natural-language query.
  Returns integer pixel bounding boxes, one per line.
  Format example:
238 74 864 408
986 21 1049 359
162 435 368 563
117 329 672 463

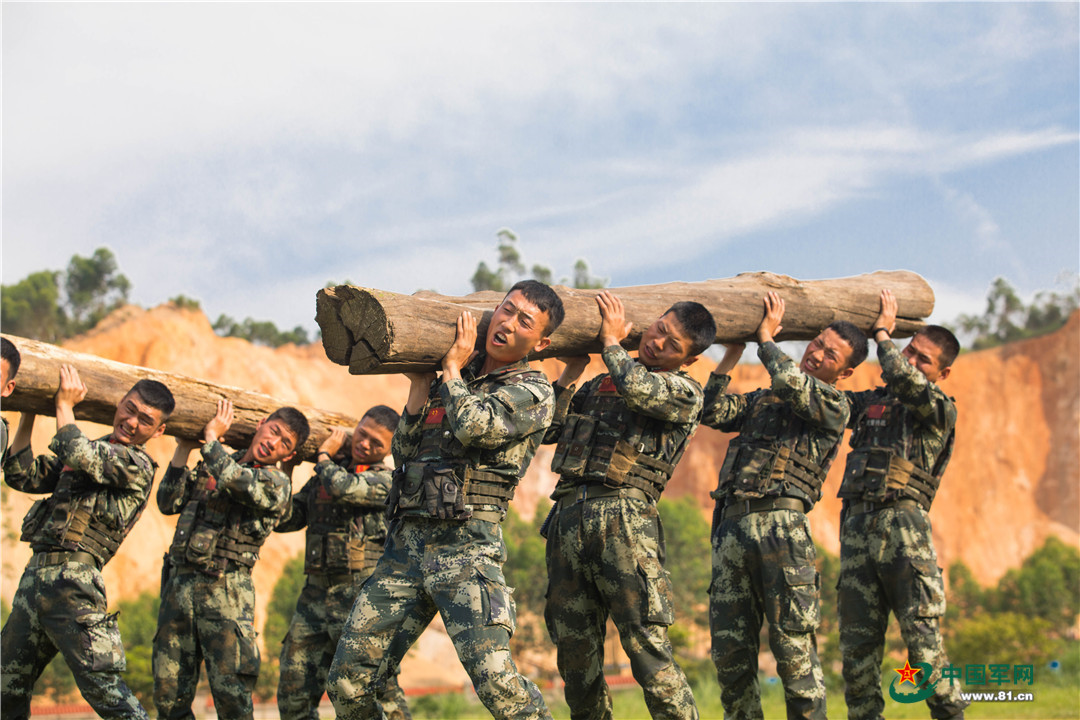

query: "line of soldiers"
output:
0 277 966 720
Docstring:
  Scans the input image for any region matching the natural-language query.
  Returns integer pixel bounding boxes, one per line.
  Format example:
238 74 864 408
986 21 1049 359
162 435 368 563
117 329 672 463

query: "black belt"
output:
28 550 101 571
847 498 921 515
307 572 361 588
720 496 806 521
573 484 652 505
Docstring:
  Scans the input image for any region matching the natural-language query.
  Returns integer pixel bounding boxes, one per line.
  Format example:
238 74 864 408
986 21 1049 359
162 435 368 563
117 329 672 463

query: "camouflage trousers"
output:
278 572 411 720
710 507 826 720
544 494 698 720
327 515 551 720
152 563 260 720
0 557 149 720
838 503 967 720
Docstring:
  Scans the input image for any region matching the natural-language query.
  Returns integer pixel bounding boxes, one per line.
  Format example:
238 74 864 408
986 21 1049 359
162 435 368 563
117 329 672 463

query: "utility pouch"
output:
394 464 427 511
20 499 50 541
729 445 778 499
185 523 220 567
550 415 597 477
324 532 350 570
840 449 888 501
432 467 469 520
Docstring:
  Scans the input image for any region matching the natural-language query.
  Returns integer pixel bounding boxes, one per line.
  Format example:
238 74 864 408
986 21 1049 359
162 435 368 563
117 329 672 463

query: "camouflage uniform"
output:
543 345 701 720
838 340 967 720
274 457 411 720
701 342 849 720
327 354 554 720
152 440 291 720
1 425 157 720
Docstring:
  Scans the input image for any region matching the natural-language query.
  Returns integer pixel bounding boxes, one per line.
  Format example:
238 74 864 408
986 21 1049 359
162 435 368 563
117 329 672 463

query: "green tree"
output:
64 247 131 332
954 275 1079 350
657 495 711 615
258 553 306 699
570 259 606 290
469 228 608 292
0 270 67 341
213 314 311 347
116 590 161 705
991 536 1080 632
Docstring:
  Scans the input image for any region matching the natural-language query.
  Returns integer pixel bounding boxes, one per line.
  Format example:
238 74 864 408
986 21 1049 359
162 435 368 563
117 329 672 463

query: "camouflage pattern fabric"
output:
543 345 701 719
544 497 697 720
710 509 824 720
328 353 554 719
838 505 966 719
275 458 408 720
839 340 966 720
1 425 157 719
1 561 149 720
153 443 291 720
153 566 260 720
277 574 411 720
702 342 848 720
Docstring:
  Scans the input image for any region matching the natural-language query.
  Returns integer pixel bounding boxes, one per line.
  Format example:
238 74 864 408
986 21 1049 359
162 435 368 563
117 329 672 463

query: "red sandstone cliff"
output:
2 304 1077 686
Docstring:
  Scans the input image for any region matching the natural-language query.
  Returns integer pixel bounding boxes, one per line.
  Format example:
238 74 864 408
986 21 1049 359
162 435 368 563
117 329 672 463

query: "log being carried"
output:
316 270 935 374
0 334 356 461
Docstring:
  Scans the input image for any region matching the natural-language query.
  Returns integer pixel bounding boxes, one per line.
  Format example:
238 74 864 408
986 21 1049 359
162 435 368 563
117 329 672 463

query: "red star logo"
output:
894 660 921 687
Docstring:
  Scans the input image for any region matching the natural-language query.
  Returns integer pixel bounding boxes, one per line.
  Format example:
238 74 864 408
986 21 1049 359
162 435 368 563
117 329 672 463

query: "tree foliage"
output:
1 270 67 342
953 274 1079 351
212 315 311 347
470 228 607 292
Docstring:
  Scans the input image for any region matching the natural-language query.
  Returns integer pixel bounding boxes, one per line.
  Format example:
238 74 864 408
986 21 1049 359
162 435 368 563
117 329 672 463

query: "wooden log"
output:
316 270 935 374
0 334 356 461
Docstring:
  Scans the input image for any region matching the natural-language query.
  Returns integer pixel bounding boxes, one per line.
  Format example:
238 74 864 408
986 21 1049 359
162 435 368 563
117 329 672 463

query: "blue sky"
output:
3 3 1077 337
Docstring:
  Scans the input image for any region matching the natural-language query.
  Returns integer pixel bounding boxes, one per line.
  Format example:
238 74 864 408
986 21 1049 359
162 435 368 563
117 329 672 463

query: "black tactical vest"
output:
711 392 836 507
839 390 954 510
169 461 267 576
303 462 388 574
550 375 690 502
21 451 157 567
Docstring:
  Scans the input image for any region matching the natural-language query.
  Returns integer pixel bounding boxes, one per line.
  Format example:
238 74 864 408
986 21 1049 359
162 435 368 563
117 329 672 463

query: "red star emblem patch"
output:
894 660 921 687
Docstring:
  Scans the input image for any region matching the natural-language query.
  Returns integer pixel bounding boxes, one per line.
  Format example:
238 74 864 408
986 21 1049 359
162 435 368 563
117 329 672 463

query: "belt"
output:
470 510 505 524
170 560 250 576
848 498 921 515
28 550 101 571
573 484 652 505
720 496 806 522
308 572 360 588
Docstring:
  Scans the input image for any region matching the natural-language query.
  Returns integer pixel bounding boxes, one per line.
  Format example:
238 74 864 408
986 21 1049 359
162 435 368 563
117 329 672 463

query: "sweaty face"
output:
111 391 167 446
249 418 300 465
350 417 394 465
638 313 695 371
902 333 949 383
799 328 855 385
485 290 551 365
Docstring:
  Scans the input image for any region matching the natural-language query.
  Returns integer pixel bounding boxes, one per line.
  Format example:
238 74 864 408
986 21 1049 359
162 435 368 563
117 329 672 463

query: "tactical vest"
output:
169 461 267 576
710 393 835 507
20 452 156 567
550 374 691 502
839 391 954 510
304 463 388 574
388 366 538 520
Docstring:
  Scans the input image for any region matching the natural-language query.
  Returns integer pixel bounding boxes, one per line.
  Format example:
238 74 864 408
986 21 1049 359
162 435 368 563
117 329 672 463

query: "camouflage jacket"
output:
840 339 957 505
3 424 157 566
390 353 554 517
275 457 392 574
158 440 291 572
701 342 850 507
546 345 703 498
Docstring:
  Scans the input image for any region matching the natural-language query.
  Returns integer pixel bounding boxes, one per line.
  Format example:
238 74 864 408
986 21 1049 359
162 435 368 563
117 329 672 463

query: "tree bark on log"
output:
0 335 356 461
317 270 935 374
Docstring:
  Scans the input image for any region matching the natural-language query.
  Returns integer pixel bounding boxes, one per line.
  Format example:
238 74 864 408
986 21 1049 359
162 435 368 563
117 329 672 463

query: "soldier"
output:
701 292 867 720
275 405 411 720
838 290 967 720
1 336 22 464
542 292 715 720
1 365 174 720
326 279 565 720
153 399 310 720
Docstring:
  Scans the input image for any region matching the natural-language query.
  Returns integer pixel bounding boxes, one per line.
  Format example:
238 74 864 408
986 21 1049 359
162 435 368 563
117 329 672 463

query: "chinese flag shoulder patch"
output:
598 377 617 393
867 405 887 419
425 408 447 424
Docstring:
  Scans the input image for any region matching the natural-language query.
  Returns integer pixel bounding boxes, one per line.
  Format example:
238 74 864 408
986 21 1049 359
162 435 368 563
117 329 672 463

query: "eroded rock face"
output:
2 304 1076 688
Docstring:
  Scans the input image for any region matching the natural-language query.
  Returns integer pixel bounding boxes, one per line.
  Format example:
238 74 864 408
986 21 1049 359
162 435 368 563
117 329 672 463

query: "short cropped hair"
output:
268 407 311 450
826 321 868 369
506 279 565 336
1 337 21 378
362 404 401 432
917 325 960 369
129 379 175 420
664 302 717 357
